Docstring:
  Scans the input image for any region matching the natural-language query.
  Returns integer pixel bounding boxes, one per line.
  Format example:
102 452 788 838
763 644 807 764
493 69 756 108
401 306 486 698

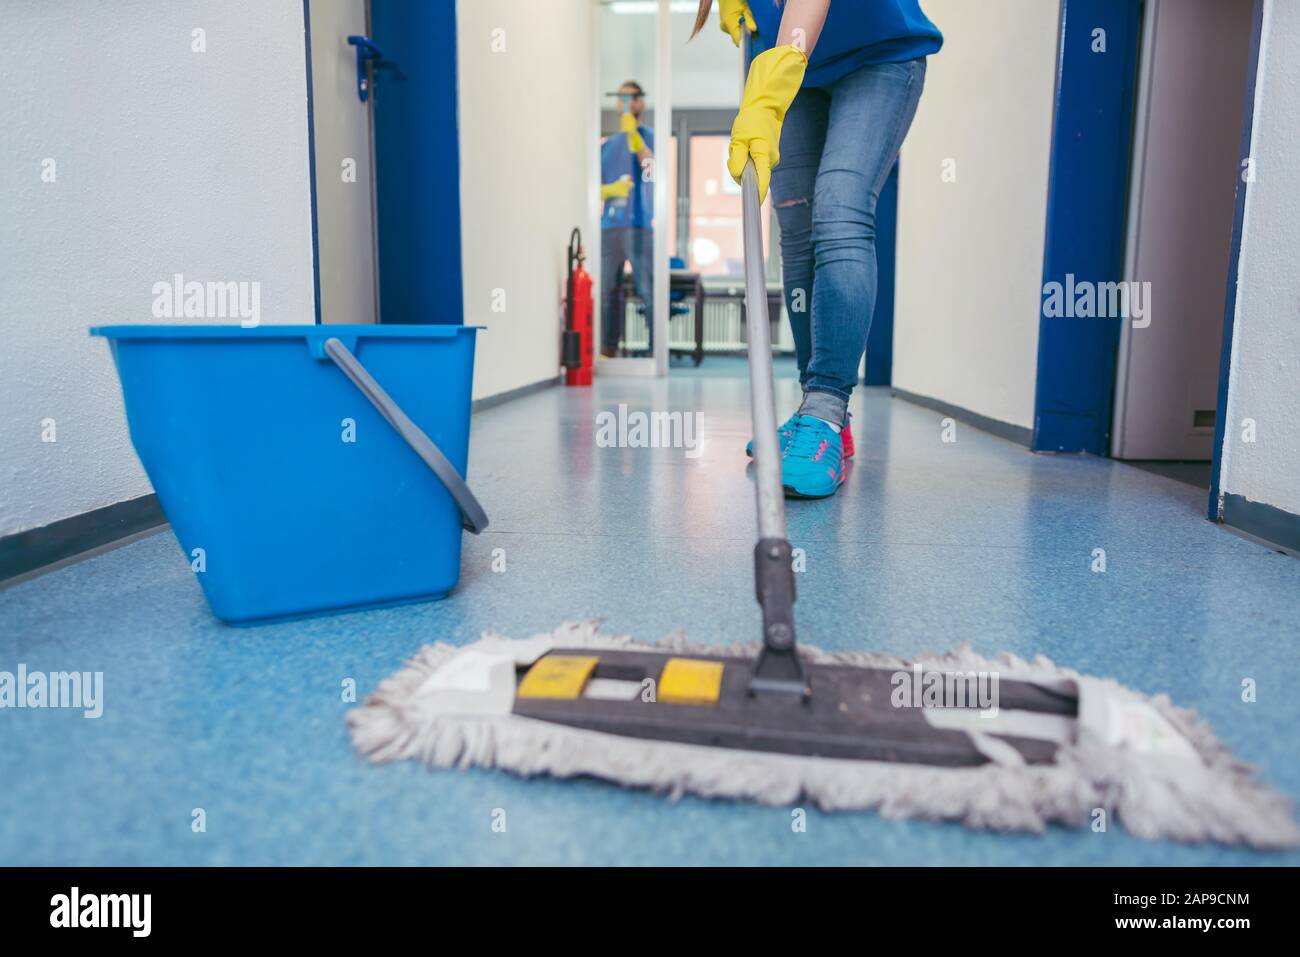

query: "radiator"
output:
620 296 792 353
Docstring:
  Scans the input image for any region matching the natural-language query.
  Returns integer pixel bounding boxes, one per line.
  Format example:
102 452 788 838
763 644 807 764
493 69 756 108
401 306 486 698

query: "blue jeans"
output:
600 226 654 354
771 58 926 420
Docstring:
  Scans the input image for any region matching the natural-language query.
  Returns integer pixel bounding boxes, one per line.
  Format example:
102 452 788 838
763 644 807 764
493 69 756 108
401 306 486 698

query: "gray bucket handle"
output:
324 337 489 534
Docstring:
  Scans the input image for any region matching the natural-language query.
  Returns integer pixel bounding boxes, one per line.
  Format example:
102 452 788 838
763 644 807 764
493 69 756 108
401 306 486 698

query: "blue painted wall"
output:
1031 0 1142 453
370 0 463 324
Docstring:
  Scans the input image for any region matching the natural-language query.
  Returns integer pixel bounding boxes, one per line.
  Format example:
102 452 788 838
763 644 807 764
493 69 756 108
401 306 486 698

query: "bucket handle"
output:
324 337 489 534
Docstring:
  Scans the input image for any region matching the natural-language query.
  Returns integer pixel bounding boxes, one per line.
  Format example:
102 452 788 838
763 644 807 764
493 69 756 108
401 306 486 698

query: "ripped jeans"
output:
771 57 926 424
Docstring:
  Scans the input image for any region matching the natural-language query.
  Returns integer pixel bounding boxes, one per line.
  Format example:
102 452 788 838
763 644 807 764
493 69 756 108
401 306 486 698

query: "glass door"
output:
595 0 672 376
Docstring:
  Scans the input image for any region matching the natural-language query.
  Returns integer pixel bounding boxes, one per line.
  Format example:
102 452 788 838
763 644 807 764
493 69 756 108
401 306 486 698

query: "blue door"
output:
370 1 463 324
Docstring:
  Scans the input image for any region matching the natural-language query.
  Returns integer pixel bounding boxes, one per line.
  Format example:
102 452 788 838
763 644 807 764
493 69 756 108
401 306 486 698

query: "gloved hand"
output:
727 45 807 202
718 0 756 47
620 111 646 154
601 177 633 202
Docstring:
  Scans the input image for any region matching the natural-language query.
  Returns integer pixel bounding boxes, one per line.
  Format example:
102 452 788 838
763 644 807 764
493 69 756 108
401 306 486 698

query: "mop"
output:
347 162 1299 849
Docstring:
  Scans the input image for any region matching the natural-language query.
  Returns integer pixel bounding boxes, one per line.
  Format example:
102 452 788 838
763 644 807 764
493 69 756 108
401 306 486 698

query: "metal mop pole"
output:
740 40 807 697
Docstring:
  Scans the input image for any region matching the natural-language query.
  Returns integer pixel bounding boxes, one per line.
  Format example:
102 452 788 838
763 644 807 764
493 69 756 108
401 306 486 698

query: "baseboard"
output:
0 494 168 587
1220 493 1300 556
472 375 561 413
890 387 1033 447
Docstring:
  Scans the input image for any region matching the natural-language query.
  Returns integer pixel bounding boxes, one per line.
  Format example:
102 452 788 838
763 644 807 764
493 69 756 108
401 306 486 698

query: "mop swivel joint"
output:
750 538 810 699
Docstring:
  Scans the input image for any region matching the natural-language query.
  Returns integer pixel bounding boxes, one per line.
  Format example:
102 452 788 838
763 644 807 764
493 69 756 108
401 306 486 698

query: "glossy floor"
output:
3 361 1298 864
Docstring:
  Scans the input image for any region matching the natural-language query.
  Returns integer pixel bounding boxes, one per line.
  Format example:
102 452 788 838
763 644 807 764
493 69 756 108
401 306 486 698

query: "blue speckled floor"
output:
3 363 1299 865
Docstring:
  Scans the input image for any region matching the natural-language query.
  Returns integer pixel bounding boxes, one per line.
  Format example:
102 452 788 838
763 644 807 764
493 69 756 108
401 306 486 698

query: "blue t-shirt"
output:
601 127 655 230
749 0 942 88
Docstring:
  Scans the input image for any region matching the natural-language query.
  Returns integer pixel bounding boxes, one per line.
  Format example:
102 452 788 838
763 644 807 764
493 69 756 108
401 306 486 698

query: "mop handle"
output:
738 44 805 694
739 33 786 543
742 160 786 542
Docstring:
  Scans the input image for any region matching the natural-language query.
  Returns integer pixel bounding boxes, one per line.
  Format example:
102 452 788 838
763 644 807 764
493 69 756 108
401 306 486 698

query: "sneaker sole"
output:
748 445 855 460
782 481 843 500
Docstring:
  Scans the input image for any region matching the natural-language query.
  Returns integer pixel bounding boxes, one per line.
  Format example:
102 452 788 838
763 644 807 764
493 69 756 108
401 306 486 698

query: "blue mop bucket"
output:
90 325 487 624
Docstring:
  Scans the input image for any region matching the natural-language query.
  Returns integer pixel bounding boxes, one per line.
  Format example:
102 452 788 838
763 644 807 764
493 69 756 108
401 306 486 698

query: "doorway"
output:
595 0 674 377
653 4 787 377
306 0 379 325
1110 0 1255 485
307 0 464 327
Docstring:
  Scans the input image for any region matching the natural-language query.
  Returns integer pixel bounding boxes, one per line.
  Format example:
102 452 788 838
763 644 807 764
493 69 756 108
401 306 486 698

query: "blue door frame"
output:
1031 0 1142 454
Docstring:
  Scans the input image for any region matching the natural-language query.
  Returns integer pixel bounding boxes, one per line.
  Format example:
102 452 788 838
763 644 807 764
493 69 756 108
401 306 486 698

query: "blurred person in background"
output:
599 80 656 357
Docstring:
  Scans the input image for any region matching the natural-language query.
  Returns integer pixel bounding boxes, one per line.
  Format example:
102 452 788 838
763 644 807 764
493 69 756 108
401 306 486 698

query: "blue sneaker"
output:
780 415 845 499
745 413 798 458
748 412 854 460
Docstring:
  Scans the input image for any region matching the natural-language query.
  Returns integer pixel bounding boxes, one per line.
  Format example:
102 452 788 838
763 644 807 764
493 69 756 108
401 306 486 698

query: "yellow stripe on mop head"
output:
516 655 599 700
658 658 725 706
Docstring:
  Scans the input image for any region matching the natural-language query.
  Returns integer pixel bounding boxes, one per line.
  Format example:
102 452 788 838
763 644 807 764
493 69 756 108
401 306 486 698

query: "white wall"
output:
1218 0 1300 518
892 0 1061 431
0 0 316 537
458 0 596 401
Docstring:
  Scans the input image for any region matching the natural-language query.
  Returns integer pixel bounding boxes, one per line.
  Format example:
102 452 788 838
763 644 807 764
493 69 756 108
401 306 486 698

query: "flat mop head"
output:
348 621 1300 850
512 647 1072 767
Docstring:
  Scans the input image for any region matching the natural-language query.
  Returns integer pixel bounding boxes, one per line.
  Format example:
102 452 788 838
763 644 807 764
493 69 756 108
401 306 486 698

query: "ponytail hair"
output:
690 0 713 39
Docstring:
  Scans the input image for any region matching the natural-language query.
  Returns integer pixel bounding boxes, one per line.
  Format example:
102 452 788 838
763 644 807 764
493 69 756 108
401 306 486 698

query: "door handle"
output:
347 35 385 103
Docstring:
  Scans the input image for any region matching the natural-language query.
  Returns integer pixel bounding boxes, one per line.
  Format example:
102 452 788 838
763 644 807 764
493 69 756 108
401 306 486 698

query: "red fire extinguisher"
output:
562 228 594 387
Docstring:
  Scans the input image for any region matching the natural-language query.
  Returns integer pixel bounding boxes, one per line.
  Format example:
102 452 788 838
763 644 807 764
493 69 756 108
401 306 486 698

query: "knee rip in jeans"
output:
776 197 811 208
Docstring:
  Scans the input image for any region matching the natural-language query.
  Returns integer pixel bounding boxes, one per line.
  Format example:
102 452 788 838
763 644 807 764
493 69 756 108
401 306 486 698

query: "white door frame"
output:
306 0 379 326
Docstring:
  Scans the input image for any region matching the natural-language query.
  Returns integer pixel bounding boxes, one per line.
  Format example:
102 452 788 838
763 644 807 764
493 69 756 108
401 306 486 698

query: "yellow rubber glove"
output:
601 178 633 202
620 111 646 154
718 0 757 47
727 45 807 202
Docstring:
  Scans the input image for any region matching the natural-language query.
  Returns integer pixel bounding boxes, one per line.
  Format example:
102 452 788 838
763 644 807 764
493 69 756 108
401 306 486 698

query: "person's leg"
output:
770 87 830 385
600 228 630 356
800 58 927 426
628 226 654 354
744 90 829 462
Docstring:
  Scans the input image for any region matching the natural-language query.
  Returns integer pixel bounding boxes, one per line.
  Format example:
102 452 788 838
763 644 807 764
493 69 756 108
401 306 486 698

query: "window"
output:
685 135 771 276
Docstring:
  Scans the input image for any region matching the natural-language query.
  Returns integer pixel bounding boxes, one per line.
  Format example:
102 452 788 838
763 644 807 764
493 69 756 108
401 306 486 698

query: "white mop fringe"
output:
347 621 1299 849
